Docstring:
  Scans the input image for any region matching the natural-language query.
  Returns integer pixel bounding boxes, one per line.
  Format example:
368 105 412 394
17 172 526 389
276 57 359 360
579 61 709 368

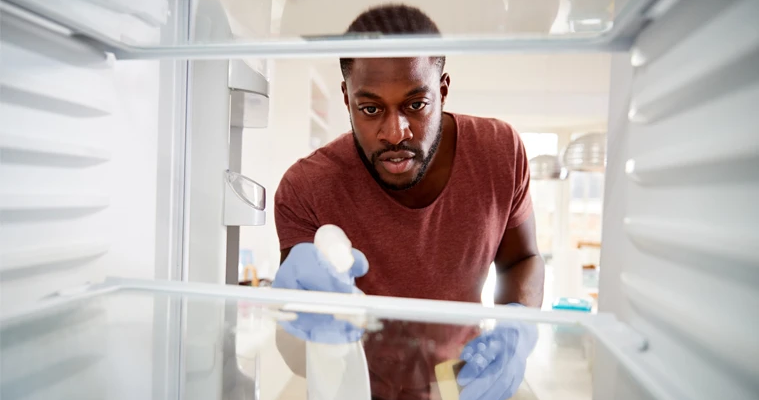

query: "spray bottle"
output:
306 225 371 400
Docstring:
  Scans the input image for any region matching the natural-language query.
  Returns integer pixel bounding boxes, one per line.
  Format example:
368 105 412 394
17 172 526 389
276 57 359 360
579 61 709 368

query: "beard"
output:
352 115 444 191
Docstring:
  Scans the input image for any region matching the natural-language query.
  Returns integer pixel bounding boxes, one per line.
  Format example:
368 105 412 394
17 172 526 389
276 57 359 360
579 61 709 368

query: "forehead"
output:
346 57 438 90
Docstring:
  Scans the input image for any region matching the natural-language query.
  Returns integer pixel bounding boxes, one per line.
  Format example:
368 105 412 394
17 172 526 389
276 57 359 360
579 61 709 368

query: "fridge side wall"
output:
596 1 759 399
0 6 189 400
0 10 183 314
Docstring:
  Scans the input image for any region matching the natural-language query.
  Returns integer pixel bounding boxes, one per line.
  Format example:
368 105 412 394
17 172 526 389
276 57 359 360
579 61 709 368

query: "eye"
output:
408 101 427 111
360 106 380 116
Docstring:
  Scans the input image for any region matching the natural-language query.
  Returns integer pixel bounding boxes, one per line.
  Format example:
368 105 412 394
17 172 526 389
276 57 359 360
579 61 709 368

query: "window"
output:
570 171 604 200
519 132 559 256
520 132 559 159
569 171 604 244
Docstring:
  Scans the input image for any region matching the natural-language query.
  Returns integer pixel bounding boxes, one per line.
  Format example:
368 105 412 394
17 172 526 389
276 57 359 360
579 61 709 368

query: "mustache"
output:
370 143 423 163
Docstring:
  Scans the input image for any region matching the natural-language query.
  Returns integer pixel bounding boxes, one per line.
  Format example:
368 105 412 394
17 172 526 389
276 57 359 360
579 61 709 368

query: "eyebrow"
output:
353 90 382 100
405 85 431 97
353 85 432 101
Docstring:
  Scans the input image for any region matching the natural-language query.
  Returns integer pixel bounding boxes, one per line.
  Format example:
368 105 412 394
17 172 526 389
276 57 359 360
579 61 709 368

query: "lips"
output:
378 150 416 175
378 150 415 162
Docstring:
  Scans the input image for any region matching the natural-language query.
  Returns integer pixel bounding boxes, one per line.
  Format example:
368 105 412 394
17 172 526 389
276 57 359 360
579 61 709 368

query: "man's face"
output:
342 57 450 191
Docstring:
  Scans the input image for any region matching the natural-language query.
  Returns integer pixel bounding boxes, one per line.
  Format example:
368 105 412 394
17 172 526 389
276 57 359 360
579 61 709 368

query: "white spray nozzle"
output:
314 224 355 274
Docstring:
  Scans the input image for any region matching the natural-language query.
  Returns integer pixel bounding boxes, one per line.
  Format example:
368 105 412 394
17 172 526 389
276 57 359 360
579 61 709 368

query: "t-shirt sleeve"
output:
506 126 533 229
274 165 319 250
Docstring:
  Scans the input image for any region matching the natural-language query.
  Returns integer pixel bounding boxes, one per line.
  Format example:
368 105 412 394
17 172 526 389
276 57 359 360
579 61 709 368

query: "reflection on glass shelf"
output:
0 288 593 400
8 0 647 54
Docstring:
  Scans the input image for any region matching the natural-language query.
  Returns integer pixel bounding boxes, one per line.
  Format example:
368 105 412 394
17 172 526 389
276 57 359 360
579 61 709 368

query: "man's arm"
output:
493 212 545 307
458 212 542 399
280 247 292 264
273 167 316 378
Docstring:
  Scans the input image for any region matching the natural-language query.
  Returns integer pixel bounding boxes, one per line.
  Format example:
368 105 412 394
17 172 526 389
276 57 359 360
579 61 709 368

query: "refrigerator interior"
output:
1 0 758 399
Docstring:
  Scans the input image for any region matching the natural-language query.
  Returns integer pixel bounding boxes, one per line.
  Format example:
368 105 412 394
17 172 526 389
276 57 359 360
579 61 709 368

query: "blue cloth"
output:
272 243 369 344
551 297 592 312
457 304 539 400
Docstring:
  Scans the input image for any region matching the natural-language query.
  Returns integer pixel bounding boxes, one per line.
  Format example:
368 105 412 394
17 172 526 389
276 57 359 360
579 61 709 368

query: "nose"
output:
378 111 412 145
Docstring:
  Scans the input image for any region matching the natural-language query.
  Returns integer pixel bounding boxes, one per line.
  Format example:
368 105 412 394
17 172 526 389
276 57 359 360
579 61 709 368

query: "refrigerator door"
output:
0 277 639 400
2 0 658 59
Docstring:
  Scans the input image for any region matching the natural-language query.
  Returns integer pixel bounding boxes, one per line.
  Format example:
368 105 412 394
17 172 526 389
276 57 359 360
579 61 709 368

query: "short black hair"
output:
340 4 445 79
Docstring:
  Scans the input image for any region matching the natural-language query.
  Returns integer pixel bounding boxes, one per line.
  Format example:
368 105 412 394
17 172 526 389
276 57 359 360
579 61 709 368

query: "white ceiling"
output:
313 52 611 133
444 53 611 132
445 54 610 93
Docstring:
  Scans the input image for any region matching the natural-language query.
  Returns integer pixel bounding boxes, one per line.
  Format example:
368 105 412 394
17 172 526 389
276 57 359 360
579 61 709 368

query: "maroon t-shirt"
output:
274 113 532 399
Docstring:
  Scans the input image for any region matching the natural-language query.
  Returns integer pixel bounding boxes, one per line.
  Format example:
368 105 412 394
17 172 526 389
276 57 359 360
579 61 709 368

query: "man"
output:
272 4 544 400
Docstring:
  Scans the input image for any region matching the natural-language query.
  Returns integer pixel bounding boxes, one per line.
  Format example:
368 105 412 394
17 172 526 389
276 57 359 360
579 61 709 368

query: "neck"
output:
386 113 457 209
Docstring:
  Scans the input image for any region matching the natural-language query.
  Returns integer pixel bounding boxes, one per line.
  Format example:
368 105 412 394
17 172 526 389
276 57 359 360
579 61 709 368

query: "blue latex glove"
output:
272 243 369 344
457 304 539 400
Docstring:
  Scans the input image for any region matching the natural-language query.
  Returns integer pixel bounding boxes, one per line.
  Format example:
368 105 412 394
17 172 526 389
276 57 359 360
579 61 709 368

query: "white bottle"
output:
306 225 371 400
314 224 355 279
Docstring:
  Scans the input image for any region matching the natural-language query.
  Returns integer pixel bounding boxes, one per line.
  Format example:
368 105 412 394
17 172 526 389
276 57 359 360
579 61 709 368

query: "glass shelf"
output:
0 278 652 400
4 0 658 59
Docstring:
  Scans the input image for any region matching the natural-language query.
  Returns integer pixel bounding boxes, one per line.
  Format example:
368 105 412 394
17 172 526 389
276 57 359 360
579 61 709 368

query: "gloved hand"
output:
272 242 369 344
457 304 539 400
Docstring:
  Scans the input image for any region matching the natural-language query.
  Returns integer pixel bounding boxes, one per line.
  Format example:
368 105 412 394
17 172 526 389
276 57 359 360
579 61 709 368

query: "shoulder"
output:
276 133 356 201
455 113 517 135
453 113 524 159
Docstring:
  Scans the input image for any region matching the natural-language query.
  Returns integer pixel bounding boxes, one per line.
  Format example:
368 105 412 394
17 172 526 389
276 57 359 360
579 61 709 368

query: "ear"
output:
439 73 451 107
341 81 349 108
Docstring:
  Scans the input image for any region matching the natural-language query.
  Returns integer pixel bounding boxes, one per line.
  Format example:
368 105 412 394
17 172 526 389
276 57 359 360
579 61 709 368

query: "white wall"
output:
328 79 351 138
443 54 610 132
240 60 328 280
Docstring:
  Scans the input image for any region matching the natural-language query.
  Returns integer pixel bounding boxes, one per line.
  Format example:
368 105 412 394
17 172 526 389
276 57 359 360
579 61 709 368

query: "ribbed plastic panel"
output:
0 13 115 311
602 0 759 398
